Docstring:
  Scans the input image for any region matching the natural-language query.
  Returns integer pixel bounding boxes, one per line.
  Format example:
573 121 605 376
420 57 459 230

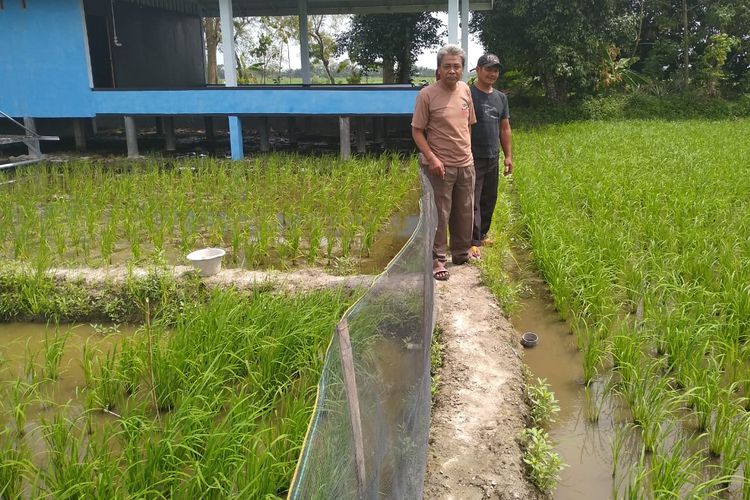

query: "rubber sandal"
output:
470 245 481 260
433 266 450 281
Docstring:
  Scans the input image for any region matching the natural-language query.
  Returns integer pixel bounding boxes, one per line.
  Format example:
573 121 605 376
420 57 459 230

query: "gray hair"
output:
437 44 465 68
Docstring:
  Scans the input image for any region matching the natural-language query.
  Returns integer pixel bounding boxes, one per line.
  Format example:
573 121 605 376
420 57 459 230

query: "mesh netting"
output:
289 170 436 499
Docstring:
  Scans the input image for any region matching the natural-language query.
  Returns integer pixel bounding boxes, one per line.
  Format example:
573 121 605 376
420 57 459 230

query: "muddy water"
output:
510 256 624 499
0 322 138 462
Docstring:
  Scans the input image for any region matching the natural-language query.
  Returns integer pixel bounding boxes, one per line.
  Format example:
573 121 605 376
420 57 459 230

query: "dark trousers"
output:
472 157 499 246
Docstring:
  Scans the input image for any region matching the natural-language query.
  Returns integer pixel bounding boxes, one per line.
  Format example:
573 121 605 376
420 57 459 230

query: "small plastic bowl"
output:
186 247 226 277
520 331 539 348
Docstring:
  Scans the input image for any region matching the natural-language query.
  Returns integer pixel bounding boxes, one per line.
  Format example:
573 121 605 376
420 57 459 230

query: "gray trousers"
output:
422 161 475 264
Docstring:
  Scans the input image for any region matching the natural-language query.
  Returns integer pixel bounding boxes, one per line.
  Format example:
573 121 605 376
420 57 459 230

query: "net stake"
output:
337 318 367 498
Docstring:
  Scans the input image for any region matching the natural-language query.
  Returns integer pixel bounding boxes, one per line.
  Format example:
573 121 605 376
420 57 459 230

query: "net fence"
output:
289 170 436 499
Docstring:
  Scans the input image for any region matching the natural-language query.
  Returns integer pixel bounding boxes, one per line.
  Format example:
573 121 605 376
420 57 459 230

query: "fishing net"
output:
289 170 436 499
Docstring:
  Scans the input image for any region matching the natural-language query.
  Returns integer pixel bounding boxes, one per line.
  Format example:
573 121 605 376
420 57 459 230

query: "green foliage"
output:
473 0 750 100
509 93 750 128
526 377 560 427
337 13 442 83
520 427 565 493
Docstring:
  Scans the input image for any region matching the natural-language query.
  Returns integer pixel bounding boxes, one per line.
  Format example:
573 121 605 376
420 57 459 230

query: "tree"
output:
337 14 442 83
308 15 342 84
203 19 220 84
472 0 634 102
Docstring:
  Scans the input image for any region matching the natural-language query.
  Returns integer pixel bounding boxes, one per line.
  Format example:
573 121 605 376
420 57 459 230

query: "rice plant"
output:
514 119 750 496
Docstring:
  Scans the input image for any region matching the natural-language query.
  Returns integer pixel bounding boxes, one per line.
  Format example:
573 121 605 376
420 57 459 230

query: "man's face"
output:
438 54 463 85
477 65 500 87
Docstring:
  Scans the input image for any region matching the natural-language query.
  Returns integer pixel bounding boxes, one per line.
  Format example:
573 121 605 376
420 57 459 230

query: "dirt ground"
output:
424 263 541 500
46 263 536 498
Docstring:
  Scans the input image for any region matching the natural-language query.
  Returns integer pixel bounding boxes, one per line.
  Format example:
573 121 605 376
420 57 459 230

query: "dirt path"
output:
49 265 374 293
425 264 541 500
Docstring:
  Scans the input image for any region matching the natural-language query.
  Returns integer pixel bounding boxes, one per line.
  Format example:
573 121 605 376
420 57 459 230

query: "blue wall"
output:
93 88 419 115
0 0 95 117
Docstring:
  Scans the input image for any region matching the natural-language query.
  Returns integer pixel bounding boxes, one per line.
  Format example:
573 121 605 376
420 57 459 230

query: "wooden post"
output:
336 318 366 498
339 116 351 160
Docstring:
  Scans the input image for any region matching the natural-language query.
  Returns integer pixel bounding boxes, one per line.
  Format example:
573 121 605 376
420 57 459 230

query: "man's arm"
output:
500 118 513 175
412 127 445 178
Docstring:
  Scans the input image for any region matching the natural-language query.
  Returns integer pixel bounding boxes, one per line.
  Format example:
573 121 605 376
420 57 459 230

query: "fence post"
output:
336 318 366 498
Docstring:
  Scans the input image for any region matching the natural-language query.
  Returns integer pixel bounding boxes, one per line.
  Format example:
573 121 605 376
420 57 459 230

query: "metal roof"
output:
120 0 493 17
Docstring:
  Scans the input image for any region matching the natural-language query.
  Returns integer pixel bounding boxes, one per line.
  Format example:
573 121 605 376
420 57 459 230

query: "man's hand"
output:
503 156 513 176
429 158 446 178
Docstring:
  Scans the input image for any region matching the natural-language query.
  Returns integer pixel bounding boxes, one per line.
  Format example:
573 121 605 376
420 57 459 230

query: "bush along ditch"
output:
520 370 565 495
0 274 352 497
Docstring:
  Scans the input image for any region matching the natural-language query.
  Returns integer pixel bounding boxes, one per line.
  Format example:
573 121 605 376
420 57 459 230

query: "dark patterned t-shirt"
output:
470 86 509 159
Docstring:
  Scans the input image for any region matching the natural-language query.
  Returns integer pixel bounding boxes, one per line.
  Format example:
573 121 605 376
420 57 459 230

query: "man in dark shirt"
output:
469 54 513 258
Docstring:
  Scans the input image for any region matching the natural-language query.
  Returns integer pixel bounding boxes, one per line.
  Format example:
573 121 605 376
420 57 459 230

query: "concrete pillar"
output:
219 0 237 87
356 117 367 154
163 117 176 151
228 116 244 160
23 118 41 158
91 117 98 135
448 0 459 44
73 119 87 151
339 116 351 160
259 116 270 152
219 0 244 160
461 0 470 81
298 0 311 85
124 116 139 158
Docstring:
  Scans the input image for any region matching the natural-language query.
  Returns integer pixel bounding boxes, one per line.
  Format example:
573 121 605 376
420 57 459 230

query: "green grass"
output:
512 119 750 496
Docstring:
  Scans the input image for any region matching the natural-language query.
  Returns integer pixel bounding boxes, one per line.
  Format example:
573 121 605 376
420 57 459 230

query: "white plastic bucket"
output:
186 248 226 277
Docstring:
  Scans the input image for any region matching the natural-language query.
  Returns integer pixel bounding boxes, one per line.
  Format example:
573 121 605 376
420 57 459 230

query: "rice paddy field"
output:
513 118 750 497
0 153 418 271
0 154 421 497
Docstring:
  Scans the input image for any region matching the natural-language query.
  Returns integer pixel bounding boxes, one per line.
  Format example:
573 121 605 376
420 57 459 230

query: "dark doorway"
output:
85 14 115 88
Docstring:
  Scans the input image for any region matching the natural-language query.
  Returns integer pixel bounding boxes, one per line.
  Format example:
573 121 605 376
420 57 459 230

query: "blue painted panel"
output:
0 0 94 117
93 89 419 115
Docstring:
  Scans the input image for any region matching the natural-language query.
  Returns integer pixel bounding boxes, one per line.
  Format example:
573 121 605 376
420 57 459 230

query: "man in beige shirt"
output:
412 44 477 281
